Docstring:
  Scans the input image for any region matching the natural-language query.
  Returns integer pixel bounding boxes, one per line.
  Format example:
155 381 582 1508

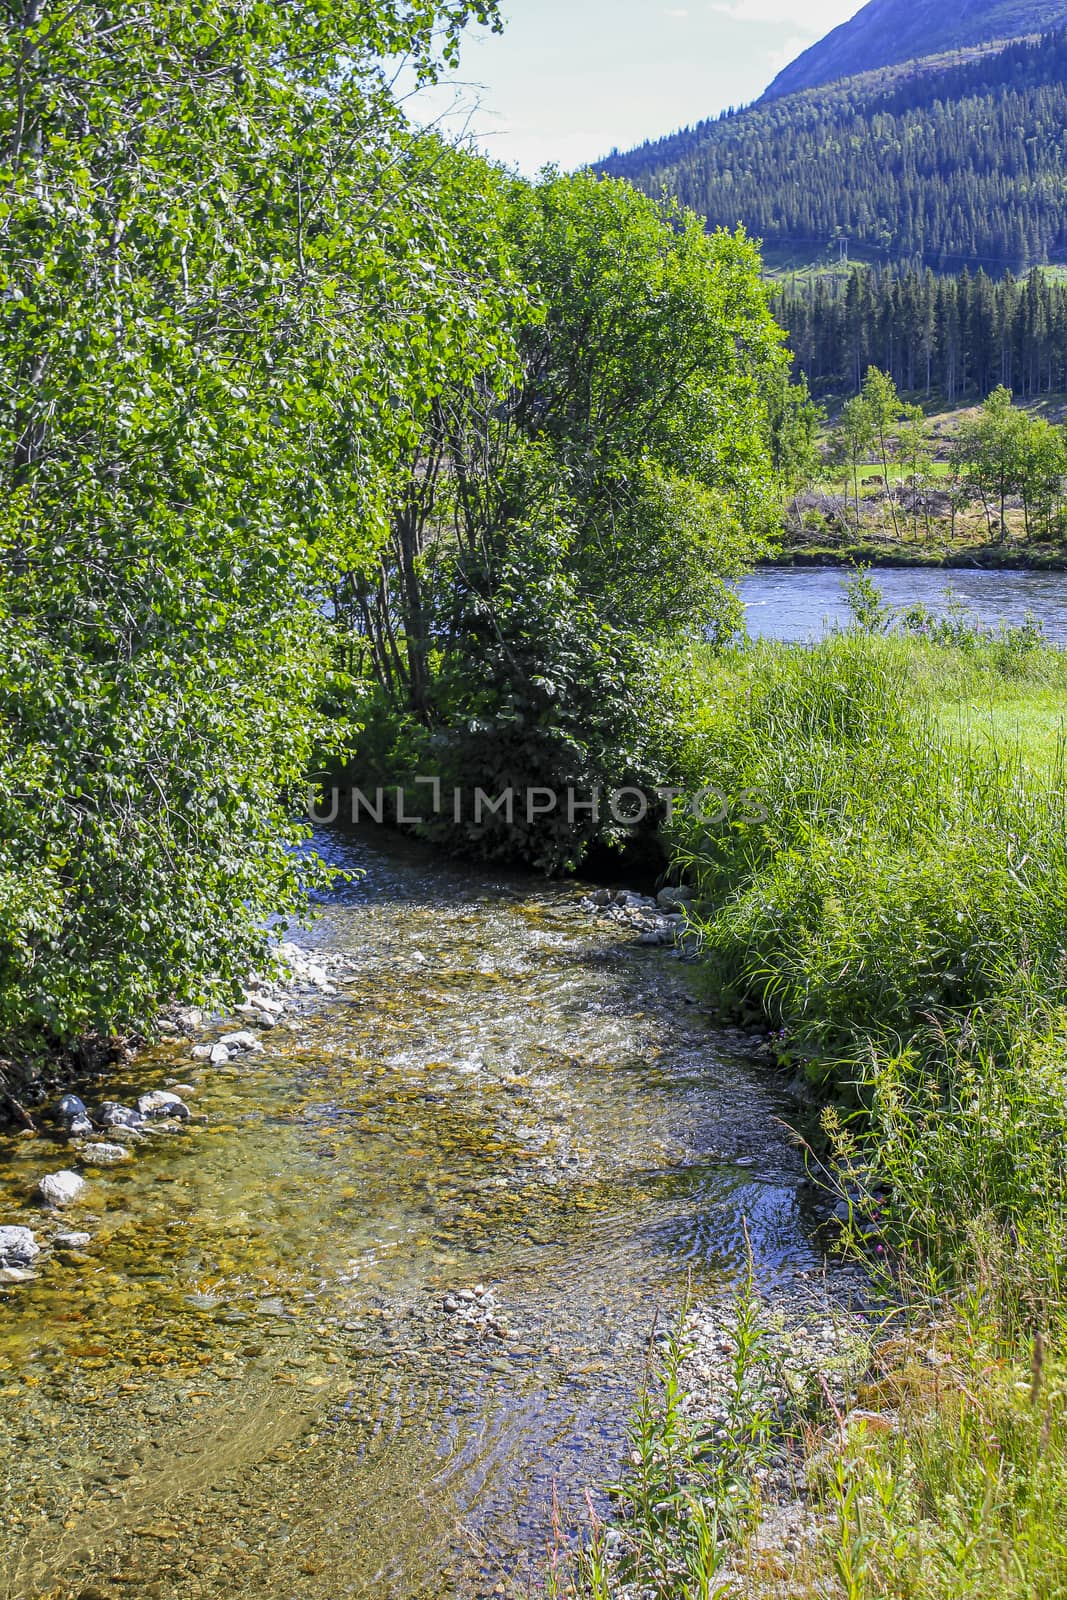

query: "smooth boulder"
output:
54 1093 93 1136
53 1231 92 1250
96 1102 144 1130
218 1031 262 1053
36 1171 87 1208
79 1143 133 1167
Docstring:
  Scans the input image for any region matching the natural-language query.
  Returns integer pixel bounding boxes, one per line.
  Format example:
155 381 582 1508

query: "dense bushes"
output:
0 2 513 1046
338 175 788 869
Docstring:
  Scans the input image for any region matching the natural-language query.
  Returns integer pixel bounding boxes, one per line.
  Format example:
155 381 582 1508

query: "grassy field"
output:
816 461 954 498
938 688 1067 771
557 613 1067 1598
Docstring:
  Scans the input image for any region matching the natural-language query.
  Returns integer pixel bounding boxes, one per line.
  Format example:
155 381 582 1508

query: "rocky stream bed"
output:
0 830 869 1599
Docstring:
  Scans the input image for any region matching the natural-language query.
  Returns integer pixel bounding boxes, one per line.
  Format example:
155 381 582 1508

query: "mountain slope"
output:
598 33 1067 274
763 0 1067 100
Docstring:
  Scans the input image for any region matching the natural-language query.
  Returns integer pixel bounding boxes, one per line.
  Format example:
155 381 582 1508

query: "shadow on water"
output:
0 828 840 1599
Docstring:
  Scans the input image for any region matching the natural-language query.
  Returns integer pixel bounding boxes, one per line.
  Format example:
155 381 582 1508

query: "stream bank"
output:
0 828 861 1599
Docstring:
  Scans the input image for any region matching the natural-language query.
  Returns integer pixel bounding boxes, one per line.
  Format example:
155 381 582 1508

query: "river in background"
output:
0 830 844 1600
741 566 1067 643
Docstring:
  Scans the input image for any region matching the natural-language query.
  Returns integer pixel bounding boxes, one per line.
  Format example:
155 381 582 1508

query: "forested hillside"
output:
763 0 1067 100
777 265 1067 399
600 32 1067 273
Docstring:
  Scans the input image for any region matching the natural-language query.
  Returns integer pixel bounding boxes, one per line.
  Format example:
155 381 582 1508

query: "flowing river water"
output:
0 830 834 1600
741 565 1067 643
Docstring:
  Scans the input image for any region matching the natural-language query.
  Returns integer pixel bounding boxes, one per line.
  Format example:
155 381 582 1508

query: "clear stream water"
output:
741 566 1067 643
0 831 832 1600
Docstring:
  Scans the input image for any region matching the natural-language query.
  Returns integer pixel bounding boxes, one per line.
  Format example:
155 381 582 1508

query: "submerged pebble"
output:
78 1143 134 1168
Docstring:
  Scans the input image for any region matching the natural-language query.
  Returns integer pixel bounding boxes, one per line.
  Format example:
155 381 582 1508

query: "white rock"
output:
97 1101 143 1129
190 1044 214 1061
235 1004 276 1028
79 1143 133 1167
53 1231 92 1250
138 1090 191 1120
36 1171 87 1208
209 1043 231 1065
0 1266 35 1283
218 1031 262 1053
0 1225 40 1266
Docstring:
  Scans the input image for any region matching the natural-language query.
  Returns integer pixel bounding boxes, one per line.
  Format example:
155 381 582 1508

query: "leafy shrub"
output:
0 495 337 1042
337 173 785 869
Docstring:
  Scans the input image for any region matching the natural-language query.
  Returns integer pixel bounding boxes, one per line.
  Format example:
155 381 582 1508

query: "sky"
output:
405 0 865 174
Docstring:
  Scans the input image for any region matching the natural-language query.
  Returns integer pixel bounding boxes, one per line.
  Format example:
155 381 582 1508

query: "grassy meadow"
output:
557 603 1067 1597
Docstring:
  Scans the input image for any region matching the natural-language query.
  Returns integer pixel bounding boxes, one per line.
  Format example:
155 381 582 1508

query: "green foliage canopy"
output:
0 0 510 1044
345 172 788 869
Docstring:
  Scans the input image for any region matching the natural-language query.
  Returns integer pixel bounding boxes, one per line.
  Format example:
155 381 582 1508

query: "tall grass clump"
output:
669 624 1067 1286
776 1308 1067 1600
546 1270 778 1600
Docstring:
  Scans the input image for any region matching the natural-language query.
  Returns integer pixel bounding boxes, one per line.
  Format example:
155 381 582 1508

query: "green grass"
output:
558 613 1067 1599
772 1305 1067 1600
817 462 955 497
938 691 1067 773
664 618 1067 1276
663 608 1067 1325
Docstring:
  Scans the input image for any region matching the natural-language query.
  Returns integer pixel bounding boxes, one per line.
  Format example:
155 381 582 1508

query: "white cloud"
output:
712 0 861 28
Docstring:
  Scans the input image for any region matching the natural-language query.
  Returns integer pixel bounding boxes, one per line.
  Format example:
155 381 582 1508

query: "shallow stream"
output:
0 831 832 1599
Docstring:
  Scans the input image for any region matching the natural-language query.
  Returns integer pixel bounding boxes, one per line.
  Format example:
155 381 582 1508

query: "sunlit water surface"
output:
0 832 832 1599
741 565 1067 643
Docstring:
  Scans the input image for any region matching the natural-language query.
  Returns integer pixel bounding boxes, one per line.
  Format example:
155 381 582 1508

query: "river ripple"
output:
0 830 831 1599
741 565 1067 643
